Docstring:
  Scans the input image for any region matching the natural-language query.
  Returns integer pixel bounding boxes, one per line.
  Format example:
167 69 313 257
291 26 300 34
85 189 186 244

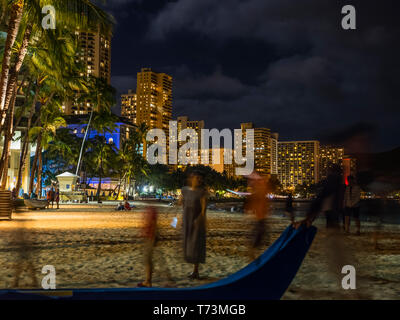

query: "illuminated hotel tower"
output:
270 133 279 175
175 116 205 167
239 122 272 176
121 90 137 124
64 28 112 115
136 68 173 133
319 145 344 180
278 141 320 189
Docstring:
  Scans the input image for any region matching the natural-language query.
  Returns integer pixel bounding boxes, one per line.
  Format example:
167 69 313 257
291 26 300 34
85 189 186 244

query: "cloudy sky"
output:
99 0 400 152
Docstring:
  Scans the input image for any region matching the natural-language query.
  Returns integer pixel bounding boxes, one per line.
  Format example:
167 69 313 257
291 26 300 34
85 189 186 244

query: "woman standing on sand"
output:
181 171 208 279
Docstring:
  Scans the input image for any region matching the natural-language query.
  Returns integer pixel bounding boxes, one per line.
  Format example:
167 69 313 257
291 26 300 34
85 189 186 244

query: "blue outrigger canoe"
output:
0 225 317 300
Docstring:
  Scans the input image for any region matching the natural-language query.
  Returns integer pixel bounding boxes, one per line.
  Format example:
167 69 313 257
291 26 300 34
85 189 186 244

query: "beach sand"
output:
0 202 399 299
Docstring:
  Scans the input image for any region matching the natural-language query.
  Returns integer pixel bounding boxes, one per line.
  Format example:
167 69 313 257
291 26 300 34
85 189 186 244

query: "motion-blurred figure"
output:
46 189 52 209
244 171 271 261
50 187 55 208
285 192 295 223
366 196 384 250
344 176 361 235
11 187 17 200
12 226 38 289
298 164 345 230
295 165 359 296
181 171 208 279
138 206 158 288
55 188 60 209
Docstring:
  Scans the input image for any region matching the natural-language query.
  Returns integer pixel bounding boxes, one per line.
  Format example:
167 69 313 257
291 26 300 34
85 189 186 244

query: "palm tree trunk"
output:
29 129 42 196
97 174 102 203
37 144 43 198
15 129 29 195
0 23 32 133
0 86 17 190
0 0 24 112
15 86 39 195
114 174 123 200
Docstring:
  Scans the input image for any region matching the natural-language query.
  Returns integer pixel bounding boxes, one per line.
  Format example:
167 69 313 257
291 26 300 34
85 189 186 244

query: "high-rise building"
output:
177 116 205 138
239 122 271 176
278 141 320 189
76 28 111 83
174 116 204 167
319 145 344 180
64 28 112 115
202 148 235 178
136 68 173 133
343 155 357 184
270 133 279 175
121 90 137 124
134 68 172 159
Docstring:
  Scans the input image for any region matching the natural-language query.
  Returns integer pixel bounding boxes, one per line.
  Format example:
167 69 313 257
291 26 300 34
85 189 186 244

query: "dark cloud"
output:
107 0 400 151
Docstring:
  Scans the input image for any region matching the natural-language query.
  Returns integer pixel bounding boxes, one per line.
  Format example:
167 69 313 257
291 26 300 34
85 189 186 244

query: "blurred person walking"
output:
294 165 362 297
12 226 38 289
296 165 346 230
138 206 158 288
285 192 295 223
181 171 208 279
344 176 361 235
244 171 271 261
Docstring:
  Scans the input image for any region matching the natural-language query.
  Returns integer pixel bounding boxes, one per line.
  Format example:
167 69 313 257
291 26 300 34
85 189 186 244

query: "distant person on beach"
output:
180 171 208 279
46 189 52 209
116 202 124 211
138 206 158 288
285 192 295 223
124 201 132 211
11 188 17 200
344 176 361 235
244 171 271 261
50 188 55 208
55 189 60 209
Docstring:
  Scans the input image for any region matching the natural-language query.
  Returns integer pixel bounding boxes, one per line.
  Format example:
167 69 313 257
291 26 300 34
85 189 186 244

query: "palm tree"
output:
46 127 82 174
85 135 117 203
75 76 116 177
0 0 114 190
4 25 88 193
0 0 24 113
28 99 66 197
0 0 114 115
116 132 150 199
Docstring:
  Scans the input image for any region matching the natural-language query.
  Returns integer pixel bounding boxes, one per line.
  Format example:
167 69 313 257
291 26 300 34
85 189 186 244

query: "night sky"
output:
98 0 400 152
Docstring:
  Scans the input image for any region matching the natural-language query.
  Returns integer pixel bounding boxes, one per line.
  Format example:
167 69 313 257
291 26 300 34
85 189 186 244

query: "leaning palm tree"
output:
75 76 117 177
6 27 87 193
0 0 114 190
116 132 150 200
28 99 66 197
0 0 114 118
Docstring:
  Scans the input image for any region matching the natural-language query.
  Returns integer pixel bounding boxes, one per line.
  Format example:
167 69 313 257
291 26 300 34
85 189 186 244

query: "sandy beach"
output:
0 202 399 299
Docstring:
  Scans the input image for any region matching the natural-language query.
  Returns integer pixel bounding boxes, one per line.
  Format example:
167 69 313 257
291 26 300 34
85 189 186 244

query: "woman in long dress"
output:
181 171 208 279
